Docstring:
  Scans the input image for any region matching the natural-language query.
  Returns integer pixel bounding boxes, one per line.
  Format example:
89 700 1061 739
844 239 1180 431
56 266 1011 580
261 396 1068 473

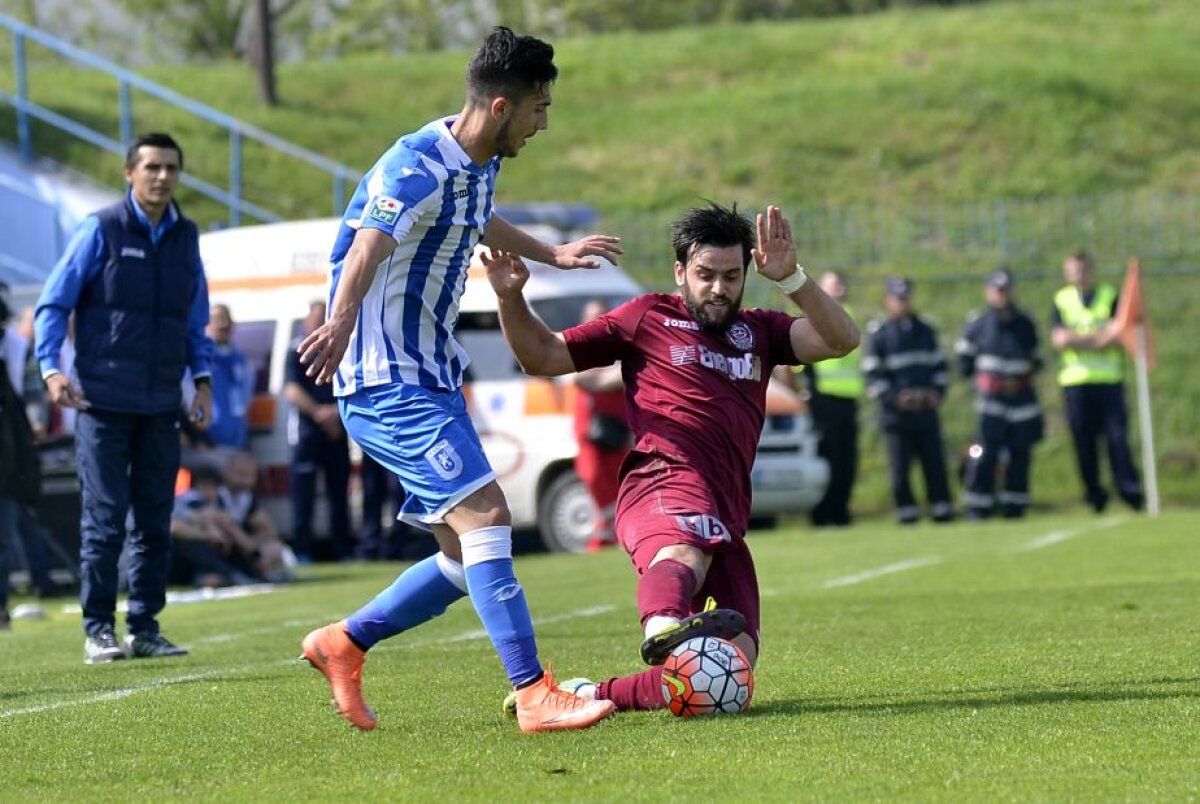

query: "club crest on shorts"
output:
425 439 464 480
726 322 754 351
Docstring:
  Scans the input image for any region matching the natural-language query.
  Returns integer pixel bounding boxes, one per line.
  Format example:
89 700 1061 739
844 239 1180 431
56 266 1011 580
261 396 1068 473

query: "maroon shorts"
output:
615 457 761 645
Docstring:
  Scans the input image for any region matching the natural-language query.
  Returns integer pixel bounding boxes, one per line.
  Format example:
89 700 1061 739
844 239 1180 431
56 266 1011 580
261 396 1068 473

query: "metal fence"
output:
0 12 359 228
604 189 1200 303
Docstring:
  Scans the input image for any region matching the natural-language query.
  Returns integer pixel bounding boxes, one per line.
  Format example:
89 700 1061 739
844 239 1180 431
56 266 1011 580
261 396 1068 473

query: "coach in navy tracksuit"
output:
35 133 214 664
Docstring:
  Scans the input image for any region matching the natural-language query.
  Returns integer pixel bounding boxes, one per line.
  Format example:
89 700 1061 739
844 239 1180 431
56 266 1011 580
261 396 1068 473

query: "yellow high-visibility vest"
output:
1054 284 1123 386
801 304 863 399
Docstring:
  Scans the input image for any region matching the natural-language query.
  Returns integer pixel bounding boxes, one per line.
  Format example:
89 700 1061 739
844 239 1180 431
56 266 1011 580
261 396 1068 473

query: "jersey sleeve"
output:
563 296 649 371
357 152 440 243
760 309 800 367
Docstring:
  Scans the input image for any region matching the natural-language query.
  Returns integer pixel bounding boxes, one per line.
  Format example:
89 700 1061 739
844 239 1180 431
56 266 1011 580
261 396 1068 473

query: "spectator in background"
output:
204 303 253 451
1050 250 1143 513
218 450 293 581
284 301 352 562
863 277 954 525
572 298 630 553
169 464 252 588
35 131 213 663
790 270 863 527
956 268 1044 520
358 454 421 561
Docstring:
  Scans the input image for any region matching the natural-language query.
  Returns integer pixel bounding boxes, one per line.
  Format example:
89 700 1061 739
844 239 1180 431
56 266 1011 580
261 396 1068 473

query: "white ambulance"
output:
200 218 828 553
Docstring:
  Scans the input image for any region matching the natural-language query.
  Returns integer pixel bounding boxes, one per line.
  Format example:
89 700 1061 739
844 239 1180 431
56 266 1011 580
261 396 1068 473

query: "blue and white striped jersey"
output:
329 116 500 396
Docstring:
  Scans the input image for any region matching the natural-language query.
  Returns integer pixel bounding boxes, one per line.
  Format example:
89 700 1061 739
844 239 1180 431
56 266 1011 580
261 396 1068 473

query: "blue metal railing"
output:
0 13 360 227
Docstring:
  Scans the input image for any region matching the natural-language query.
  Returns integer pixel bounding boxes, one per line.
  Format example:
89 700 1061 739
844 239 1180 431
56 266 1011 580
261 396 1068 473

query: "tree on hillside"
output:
105 0 301 106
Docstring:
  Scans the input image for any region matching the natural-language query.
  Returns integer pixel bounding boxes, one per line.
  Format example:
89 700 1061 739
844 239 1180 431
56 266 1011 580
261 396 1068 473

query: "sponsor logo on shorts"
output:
425 439 464 480
675 513 732 544
726 322 754 350
367 195 401 226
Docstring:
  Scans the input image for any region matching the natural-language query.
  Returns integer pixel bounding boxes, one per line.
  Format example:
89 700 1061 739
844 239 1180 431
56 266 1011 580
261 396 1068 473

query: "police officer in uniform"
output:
797 271 862 527
864 277 954 524
956 268 1043 519
1050 251 1142 512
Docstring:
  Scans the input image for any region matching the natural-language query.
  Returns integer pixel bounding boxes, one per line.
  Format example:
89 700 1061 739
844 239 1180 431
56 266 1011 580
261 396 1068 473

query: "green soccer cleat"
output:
639 598 747 666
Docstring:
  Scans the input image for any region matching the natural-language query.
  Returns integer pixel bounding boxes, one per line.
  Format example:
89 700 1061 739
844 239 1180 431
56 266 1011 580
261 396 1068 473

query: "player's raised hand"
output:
752 205 799 282
550 234 623 270
298 315 355 386
482 248 530 297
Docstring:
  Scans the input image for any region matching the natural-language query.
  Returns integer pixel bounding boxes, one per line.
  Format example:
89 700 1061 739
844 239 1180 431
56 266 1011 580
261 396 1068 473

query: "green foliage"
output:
1 513 1198 799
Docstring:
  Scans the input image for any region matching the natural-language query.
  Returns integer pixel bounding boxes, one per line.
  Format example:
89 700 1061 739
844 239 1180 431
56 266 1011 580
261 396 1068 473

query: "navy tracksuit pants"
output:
75 409 179 638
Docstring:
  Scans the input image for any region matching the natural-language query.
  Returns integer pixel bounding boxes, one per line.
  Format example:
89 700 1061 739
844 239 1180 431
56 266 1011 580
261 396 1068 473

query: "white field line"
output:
0 671 219 720
1014 516 1126 553
822 556 943 589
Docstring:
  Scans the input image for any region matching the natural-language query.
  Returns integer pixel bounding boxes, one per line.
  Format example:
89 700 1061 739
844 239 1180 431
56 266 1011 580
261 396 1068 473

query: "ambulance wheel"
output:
537 470 594 553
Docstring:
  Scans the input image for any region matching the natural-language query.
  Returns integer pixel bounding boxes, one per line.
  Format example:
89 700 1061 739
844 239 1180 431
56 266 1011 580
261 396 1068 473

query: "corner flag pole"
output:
1118 257 1160 517
1133 321 1160 516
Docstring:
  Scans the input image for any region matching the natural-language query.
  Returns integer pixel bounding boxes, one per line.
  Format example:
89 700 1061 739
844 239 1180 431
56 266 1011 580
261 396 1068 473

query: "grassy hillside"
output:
0 0 1196 509
2 0 1198 220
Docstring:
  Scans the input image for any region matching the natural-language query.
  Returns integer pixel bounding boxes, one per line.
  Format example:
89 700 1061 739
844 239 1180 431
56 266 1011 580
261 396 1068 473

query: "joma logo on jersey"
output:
698 345 760 381
662 318 700 331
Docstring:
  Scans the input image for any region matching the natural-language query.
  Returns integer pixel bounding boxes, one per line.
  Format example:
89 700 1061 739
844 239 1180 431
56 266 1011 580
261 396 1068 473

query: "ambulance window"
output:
531 295 634 331
456 311 521 381
230 320 275 394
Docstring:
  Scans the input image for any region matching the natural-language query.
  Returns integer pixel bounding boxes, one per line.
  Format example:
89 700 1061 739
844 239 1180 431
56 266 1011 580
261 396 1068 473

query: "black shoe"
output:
84 630 126 664
123 632 190 659
639 601 747 666
966 508 991 522
1001 506 1025 520
0 610 10 631
1089 492 1109 514
1121 494 1145 512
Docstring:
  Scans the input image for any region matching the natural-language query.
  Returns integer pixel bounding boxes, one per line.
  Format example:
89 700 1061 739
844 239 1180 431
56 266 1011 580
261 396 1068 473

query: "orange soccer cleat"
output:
513 668 616 733
300 622 378 731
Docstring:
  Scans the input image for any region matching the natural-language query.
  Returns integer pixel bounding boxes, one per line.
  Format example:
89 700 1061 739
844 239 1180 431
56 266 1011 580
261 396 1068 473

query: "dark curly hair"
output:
466 26 557 106
671 202 755 268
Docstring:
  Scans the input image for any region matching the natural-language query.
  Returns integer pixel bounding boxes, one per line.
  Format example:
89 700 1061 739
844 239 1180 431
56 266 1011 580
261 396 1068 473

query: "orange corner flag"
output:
1113 257 1156 370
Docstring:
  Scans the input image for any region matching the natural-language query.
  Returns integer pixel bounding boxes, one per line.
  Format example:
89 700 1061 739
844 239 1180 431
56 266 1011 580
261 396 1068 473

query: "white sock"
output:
644 616 681 639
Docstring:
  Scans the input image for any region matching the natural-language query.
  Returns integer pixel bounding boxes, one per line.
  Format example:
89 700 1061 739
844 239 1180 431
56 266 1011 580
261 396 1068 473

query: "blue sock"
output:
460 526 541 687
345 554 467 650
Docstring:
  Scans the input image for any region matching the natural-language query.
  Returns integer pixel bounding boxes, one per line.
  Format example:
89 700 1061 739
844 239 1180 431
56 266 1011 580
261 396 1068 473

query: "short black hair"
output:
125 132 184 170
671 202 755 268
466 26 557 106
189 463 223 487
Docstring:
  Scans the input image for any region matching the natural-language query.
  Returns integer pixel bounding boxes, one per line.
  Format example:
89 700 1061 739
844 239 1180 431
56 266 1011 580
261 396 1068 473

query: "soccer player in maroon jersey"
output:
491 203 859 712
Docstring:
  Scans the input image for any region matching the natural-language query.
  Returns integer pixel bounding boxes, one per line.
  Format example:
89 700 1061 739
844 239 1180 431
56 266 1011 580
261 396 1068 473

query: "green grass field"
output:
3 511 1197 801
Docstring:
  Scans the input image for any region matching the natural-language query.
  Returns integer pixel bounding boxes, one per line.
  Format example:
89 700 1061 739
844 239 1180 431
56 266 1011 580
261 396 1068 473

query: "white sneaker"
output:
84 630 127 664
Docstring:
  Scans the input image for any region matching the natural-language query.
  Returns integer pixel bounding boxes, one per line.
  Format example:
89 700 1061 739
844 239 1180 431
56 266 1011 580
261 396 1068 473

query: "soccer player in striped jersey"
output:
490 203 859 715
297 27 621 734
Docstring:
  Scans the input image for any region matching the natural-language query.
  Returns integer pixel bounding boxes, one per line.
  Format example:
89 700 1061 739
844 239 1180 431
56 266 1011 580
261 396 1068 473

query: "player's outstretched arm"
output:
483 248 577 377
753 205 860 363
298 228 397 385
483 215 622 270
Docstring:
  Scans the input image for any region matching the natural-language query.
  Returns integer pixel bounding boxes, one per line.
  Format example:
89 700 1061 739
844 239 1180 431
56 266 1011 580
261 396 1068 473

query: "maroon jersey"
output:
563 293 799 534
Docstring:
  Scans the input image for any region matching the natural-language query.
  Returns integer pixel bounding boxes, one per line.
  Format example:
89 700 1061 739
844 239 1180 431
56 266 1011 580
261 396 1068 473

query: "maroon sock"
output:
597 667 667 711
636 558 696 626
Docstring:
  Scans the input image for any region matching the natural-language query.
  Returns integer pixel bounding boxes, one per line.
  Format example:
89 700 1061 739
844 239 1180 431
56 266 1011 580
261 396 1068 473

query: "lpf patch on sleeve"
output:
367 195 402 226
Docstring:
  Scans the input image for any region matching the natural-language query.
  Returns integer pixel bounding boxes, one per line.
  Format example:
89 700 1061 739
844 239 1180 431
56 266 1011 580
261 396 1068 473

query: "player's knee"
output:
649 545 711 590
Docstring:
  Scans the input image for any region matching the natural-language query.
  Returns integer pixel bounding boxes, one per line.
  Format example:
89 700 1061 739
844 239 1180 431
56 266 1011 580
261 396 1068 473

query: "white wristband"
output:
774 265 808 294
